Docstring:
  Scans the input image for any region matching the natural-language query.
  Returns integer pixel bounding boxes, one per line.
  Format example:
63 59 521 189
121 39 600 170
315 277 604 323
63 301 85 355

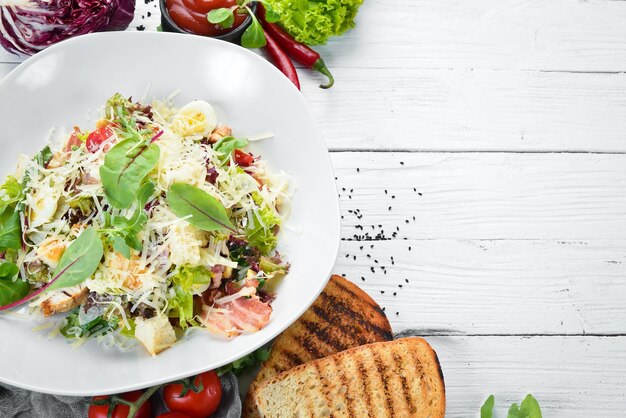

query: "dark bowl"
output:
159 0 256 44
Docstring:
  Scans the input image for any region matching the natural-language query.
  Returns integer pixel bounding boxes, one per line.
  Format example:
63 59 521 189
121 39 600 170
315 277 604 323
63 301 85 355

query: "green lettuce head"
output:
267 0 364 45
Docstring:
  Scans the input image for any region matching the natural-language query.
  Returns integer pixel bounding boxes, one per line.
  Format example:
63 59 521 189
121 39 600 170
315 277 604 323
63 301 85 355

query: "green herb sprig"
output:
207 0 280 49
481 394 542 418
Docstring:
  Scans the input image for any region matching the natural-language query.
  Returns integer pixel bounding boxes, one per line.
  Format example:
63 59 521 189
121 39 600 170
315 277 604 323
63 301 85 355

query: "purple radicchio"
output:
0 0 135 55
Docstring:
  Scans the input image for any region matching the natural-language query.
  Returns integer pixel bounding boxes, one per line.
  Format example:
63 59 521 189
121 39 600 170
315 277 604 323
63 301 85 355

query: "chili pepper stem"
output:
312 59 335 89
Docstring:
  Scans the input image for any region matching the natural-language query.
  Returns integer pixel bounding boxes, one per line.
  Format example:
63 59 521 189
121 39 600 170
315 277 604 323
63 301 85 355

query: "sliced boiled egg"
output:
170 100 217 137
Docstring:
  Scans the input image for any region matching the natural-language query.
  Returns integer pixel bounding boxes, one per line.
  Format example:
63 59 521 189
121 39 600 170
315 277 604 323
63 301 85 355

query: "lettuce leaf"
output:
266 0 364 45
167 265 212 329
246 194 280 255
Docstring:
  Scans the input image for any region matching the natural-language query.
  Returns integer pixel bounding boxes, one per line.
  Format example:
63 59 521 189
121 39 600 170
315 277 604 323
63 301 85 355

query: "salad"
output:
0 94 291 355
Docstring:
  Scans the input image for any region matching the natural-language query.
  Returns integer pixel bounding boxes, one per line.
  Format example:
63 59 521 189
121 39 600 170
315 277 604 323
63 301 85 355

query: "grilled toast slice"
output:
243 275 392 418
251 337 445 418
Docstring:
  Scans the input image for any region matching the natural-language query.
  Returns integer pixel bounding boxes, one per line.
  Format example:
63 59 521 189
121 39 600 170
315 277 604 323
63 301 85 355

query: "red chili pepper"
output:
262 28 300 90
257 5 334 89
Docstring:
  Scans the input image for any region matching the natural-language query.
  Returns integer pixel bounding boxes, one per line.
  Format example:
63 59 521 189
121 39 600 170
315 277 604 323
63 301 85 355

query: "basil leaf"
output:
0 209 21 250
99 138 160 209
47 227 103 292
481 395 494 418
0 262 28 306
241 15 266 49
207 8 235 28
167 183 236 232
213 136 249 160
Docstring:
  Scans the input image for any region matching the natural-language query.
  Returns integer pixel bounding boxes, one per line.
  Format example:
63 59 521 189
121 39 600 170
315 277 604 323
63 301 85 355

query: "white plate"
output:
0 32 339 395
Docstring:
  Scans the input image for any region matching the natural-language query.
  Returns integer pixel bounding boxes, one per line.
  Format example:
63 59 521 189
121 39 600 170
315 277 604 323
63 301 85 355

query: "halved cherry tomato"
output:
234 149 254 167
157 413 192 418
64 127 83 153
163 371 222 418
88 390 152 418
86 126 114 153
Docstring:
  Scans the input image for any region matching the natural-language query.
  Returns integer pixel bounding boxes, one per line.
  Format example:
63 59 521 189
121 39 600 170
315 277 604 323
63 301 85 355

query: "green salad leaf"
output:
100 137 160 209
246 193 280 255
217 346 271 376
241 8 266 49
47 227 103 292
214 136 249 161
0 262 29 306
266 0 363 45
481 395 495 418
100 181 155 259
60 308 119 339
167 265 212 329
167 183 236 233
0 209 21 250
207 8 235 28
481 394 542 418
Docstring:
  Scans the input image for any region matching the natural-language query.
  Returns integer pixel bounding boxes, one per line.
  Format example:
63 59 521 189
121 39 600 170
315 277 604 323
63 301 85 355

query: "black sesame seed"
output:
400 162 404 165
393 292 397 296
405 279 409 283
388 206 392 211
392 195 396 199
384 190 388 194
136 25 146 31
413 187 416 192
353 255 356 260
380 291 385 294
396 312 399 316
356 168 360 172
418 192 422 196
361 277 365 281
399 284 403 288
408 246 412 251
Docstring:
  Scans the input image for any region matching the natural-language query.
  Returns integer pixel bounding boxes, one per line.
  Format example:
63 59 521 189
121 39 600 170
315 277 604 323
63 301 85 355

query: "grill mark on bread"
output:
392 351 413 411
316 292 392 342
300 318 347 353
331 279 383 314
373 349 395 417
356 351 374 418
311 360 332 414
282 349 306 367
310 304 369 348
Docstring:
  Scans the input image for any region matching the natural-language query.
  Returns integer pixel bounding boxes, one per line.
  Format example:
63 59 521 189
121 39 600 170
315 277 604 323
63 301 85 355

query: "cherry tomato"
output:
163 371 222 418
86 126 114 153
157 413 192 418
64 127 83 153
234 149 254 167
88 390 152 418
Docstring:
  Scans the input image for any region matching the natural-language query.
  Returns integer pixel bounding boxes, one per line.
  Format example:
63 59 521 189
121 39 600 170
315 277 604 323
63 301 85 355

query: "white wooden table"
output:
2 1 626 416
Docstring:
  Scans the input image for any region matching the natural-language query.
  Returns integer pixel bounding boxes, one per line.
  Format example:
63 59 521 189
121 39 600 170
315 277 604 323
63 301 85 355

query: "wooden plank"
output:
316 0 626 72
332 152 626 240
304 68 626 152
336 239 626 335
429 335 626 417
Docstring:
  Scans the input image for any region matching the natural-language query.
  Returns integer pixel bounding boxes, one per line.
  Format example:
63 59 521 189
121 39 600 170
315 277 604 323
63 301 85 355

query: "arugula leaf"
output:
481 395 495 418
47 227 103 292
167 183 236 232
0 262 29 306
214 136 249 161
207 8 235 28
0 209 21 250
241 10 266 49
217 347 271 376
99 137 160 209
